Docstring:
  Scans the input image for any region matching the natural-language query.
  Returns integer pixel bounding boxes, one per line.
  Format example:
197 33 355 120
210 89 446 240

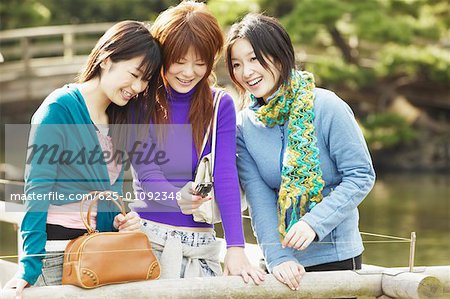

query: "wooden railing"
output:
0 23 114 69
0 23 114 103
1 23 447 113
0 22 342 105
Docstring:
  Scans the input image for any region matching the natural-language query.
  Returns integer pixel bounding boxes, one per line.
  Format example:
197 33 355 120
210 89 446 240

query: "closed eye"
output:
129 72 138 78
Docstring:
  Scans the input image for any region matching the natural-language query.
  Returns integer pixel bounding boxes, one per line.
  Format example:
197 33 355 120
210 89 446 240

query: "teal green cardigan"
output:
20 84 124 285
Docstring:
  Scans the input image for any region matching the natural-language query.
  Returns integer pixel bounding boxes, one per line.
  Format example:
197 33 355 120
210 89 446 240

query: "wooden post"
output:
20 37 32 101
409 232 416 272
20 37 31 74
63 32 74 61
16 223 23 263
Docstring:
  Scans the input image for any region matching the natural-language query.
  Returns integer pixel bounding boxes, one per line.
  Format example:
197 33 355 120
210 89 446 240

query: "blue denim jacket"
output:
236 88 375 271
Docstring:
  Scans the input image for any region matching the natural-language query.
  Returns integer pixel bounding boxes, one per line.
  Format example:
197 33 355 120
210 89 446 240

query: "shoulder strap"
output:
209 90 223 172
199 90 224 162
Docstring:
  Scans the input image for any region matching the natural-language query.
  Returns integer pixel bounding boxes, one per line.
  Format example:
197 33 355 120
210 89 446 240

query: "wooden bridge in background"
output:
1 23 448 112
0 23 114 104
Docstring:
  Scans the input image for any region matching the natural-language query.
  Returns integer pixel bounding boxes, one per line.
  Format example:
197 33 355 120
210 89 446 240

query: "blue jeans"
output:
140 220 218 277
34 252 64 286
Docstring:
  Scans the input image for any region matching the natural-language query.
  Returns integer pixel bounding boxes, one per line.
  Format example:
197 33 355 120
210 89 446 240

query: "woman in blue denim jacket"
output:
225 14 376 291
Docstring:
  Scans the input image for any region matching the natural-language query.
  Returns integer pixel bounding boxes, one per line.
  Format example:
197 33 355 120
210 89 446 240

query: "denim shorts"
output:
140 220 218 277
34 251 64 286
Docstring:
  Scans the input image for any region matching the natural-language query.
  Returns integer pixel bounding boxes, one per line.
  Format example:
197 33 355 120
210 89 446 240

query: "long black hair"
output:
225 13 295 100
78 20 162 125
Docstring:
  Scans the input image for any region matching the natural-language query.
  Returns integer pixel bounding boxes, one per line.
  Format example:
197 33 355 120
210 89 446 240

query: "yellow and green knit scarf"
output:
252 70 324 237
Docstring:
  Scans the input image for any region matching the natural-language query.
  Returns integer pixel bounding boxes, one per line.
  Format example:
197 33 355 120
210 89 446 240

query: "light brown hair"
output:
150 1 224 154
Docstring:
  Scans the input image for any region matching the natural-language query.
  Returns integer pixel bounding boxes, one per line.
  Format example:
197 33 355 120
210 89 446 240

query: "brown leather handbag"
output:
62 191 160 288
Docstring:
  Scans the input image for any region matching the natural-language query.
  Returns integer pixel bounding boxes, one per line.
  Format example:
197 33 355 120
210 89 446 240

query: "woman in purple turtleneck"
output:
129 1 265 283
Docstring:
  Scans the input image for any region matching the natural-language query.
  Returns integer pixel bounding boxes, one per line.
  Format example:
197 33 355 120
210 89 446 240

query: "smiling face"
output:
99 55 149 106
230 38 281 100
165 46 208 94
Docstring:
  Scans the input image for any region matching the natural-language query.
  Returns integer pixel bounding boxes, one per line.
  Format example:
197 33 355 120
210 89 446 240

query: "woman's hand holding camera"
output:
177 182 211 214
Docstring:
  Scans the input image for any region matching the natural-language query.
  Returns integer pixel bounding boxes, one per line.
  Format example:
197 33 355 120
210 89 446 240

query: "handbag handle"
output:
80 191 126 234
198 90 224 174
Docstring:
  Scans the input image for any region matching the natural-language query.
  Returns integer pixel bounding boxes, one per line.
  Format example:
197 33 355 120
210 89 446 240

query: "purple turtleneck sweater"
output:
131 87 245 247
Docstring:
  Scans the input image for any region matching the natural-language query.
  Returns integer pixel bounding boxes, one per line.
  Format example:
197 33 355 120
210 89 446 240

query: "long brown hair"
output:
150 1 224 155
78 20 162 125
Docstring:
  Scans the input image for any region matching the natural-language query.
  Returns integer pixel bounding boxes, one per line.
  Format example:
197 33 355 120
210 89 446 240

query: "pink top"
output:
96 130 122 185
47 200 98 229
47 129 122 229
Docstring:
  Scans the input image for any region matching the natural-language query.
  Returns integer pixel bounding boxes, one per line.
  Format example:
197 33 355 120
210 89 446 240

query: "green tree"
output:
261 0 449 63
208 0 259 27
0 0 51 30
0 0 179 30
258 0 450 86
